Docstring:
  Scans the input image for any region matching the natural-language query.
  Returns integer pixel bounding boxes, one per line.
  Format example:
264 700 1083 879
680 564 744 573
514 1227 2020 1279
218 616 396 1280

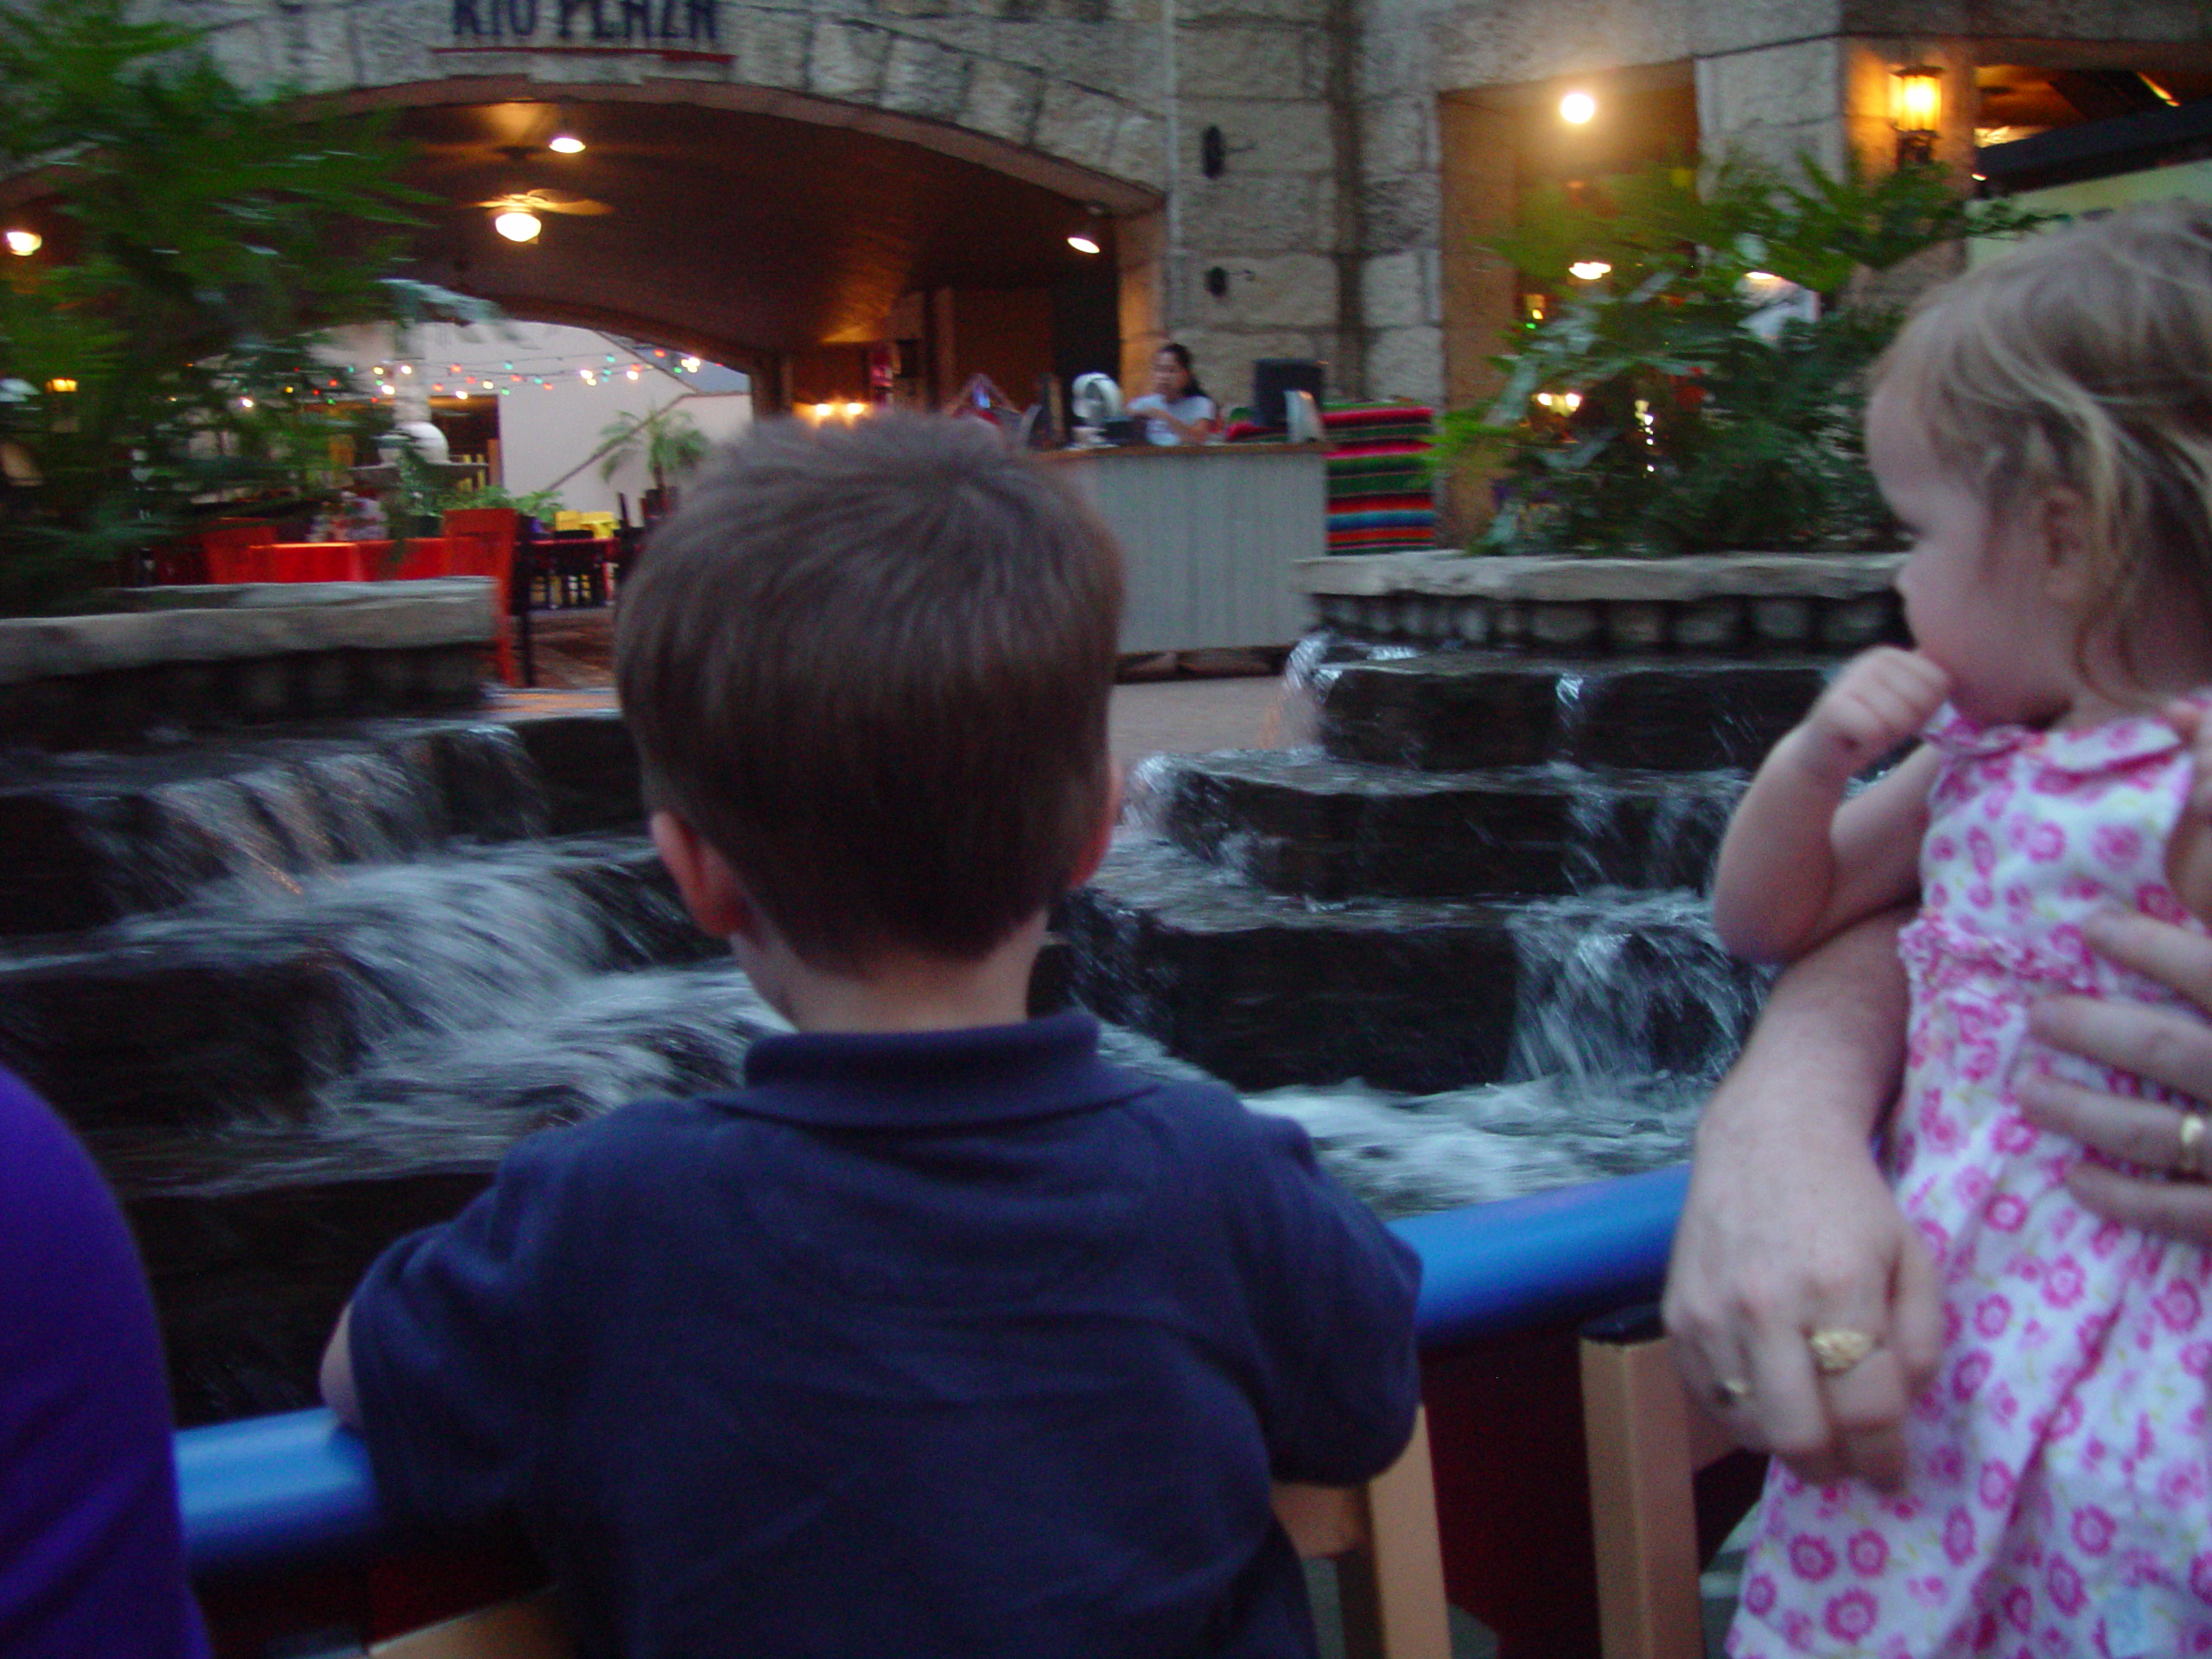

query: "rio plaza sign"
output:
449 1 721 46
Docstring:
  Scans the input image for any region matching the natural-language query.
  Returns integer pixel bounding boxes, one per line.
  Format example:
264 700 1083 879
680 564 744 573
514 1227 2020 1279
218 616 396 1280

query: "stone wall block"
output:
1360 174 1442 253
1359 97 1433 177
1034 80 1129 169
735 10 812 87
808 19 892 99
1529 601 1601 651
1673 597 1745 651
1177 24 1315 98
1360 250 1433 328
1108 111 1168 189
1217 254 1338 327
1751 596 1812 645
1689 0 1842 57
1606 601 1668 652
1363 324 1444 405
880 35 973 115
1180 0 1329 24
1180 99 1336 175
1819 594 1894 648
958 56 1046 143
347 2 444 86
1179 175 1320 251
1695 38 1844 139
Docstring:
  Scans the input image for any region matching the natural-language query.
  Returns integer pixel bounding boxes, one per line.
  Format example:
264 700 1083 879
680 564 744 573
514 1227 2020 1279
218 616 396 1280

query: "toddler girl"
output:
1710 202 2212 1656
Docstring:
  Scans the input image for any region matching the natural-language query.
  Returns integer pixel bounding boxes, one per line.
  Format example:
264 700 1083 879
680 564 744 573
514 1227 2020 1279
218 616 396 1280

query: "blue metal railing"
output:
175 1164 1688 1577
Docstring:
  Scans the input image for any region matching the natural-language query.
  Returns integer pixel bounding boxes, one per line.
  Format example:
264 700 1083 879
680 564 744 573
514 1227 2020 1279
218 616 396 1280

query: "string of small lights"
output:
292 346 713 402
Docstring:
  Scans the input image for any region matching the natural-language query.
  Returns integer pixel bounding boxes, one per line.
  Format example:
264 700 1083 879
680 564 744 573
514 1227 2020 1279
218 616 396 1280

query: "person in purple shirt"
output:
0 1066 207 1658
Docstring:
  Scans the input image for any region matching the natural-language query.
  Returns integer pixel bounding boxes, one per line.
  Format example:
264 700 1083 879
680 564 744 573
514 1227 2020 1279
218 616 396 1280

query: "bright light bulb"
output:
493 209 543 243
549 134 586 154
398 363 413 374
1568 260 1611 281
842 401 867 419
46 378 76 392
1067 233 1101 255
626 365 640 380
681 356 702 372
238 396 255 409
1560 91 1597 124
4 229 41 257
1562 391 1583 411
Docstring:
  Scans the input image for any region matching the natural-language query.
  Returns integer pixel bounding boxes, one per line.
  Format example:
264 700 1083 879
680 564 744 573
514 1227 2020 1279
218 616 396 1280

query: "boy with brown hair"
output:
320 415 1421 1658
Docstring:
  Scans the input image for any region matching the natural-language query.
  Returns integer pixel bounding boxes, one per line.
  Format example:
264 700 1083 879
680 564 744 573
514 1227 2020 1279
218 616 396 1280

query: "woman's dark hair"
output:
1158 341 1206 402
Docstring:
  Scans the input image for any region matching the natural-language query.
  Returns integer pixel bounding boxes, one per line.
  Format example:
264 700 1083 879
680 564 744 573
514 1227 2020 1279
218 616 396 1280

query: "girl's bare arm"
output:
1713 648 1948 963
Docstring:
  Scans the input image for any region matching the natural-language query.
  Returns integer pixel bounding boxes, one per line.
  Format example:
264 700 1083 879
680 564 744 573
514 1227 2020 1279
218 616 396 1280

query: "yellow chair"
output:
372 1409 1453 1659
1580 1313 1759 1659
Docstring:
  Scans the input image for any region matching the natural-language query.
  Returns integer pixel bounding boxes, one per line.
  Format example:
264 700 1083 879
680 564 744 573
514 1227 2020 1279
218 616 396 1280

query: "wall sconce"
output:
1892 65 1942 164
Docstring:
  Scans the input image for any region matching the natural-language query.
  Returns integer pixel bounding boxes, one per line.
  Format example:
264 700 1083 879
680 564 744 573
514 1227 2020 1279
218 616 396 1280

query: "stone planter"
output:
1296 550 1906 657
0 579 499 748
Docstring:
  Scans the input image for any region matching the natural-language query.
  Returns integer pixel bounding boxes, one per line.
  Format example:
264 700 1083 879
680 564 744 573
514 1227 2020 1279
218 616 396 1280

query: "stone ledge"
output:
1296 552 1907 656
0 581 498 686
1294 550 1904 602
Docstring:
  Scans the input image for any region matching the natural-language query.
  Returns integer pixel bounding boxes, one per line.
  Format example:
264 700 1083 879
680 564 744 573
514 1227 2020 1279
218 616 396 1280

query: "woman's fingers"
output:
2082 910 2212 1018
2017 1071 2197 1167
2028 991 2212 1104
2063 1160 2212 1242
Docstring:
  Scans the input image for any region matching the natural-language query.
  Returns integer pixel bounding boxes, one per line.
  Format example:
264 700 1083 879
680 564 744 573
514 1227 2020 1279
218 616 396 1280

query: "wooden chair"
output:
372 1408 1453 1659
1580 1310 1757 1659
438 507 522 684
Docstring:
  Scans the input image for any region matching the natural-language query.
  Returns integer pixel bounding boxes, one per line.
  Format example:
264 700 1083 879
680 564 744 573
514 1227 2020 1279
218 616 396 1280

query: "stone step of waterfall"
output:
1317 652 1830 772
0 709 646 936
1133 748 1743 901
1059 834 1765 1096
0 834 721 1134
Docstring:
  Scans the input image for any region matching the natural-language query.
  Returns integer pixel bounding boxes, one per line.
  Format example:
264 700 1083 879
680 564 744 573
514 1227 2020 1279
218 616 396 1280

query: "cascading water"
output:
2 634 1822 1421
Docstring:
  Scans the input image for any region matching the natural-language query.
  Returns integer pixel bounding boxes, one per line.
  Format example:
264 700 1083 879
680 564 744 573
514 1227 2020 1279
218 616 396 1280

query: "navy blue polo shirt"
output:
350 1010 1421 1659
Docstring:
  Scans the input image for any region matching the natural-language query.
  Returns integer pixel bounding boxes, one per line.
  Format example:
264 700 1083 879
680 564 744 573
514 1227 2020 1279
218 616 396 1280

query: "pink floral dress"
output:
1729 706 2212 1658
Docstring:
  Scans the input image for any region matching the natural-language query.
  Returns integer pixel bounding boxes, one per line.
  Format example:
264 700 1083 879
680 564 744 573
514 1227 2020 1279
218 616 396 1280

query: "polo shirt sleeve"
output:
1236 1111 1423 1488
346 1128 574 1533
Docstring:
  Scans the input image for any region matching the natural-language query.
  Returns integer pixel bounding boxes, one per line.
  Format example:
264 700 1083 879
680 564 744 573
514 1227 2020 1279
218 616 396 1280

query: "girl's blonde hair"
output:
1873 200 2212 664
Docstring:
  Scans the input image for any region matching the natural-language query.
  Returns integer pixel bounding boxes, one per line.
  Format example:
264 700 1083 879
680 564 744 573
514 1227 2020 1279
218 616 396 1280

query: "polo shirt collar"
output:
732 1009 1150 1129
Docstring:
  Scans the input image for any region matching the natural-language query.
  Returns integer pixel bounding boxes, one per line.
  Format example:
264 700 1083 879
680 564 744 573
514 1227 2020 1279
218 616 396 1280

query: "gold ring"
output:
2180 1110 2208 1180
1808 1328 1878 1375
1712 1377 1751 1409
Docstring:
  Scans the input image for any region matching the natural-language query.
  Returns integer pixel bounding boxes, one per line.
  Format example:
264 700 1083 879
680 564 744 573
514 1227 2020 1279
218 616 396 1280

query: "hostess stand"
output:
1046 372 1326 661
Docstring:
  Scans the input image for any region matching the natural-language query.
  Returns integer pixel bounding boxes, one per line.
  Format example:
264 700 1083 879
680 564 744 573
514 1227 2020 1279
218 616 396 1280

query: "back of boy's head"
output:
615 414 1124 971
1873 201 2212 635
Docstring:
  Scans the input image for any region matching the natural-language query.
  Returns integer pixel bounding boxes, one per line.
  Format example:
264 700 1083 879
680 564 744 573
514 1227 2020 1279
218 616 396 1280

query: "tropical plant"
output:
0 0 488 612
1443 153 2050 557
436 481 567 523
595 403 709 500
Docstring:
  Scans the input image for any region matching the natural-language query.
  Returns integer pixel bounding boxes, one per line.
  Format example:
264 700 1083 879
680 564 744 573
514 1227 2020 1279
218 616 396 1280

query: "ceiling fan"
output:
475 188 612 242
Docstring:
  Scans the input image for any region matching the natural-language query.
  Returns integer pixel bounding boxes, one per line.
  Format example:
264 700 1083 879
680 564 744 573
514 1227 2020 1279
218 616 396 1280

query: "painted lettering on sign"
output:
451 0 720 45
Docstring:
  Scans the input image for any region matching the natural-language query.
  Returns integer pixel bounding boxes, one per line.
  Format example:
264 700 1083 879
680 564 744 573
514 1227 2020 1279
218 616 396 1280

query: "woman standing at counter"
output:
1126 344 1218 446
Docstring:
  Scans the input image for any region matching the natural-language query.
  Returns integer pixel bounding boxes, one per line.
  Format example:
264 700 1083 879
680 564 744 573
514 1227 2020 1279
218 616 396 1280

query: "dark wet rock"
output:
509 710 644 835
1060 836 1763 1096
1061 836 1523 1093
0 724 546 935
0 836 710 1131
1319 654 1827 772
1138 749 1741 900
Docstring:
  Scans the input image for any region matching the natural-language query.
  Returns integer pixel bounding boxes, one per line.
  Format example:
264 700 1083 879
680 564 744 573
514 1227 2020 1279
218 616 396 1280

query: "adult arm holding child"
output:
1710 647 1949 963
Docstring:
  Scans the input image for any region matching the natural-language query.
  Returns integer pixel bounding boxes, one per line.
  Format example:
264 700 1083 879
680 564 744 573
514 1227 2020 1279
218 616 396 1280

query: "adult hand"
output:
1664 912 1943 1489
2021 908 2212 1243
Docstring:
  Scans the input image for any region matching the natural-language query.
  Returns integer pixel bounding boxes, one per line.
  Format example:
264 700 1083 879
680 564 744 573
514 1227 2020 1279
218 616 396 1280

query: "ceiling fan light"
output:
549 134 586 154
493 208 543 243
